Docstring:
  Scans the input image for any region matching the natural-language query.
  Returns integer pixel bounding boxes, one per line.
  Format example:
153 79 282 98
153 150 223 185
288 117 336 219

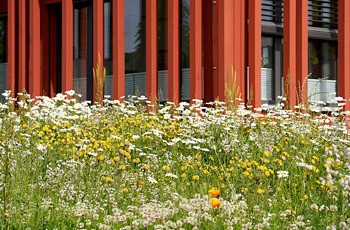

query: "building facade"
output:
0 0 349 109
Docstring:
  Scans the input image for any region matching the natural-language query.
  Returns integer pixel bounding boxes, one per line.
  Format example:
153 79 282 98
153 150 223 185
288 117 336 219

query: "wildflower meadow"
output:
0 90 350 229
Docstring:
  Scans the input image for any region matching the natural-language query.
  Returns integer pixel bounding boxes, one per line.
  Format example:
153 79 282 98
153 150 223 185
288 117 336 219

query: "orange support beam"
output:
190 0 202 101
283 0 297 109
62 0 73 93
29 0 41 97
235 0 247 103
215 0 246 103
7 0 17 93
168 0 180 104
338 0 350 110
248 0 261 108
146 0 158 102
93 0 104 102
216 0 234 101
113 0 125 100
18 0 28 93
296 0 308 106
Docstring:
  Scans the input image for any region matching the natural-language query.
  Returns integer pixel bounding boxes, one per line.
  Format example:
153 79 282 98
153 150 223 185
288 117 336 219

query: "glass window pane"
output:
73 6 88 101
180 0 190 101
308 40 337 103
0 17 7 102
125 0 146 97
104 0 113 98
261 36 274 101
158 0 168 101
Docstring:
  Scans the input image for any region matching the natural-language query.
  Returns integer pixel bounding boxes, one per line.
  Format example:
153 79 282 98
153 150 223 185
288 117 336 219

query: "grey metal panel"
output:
0 63 8 101
308 26 338 41
125 74 134 97
181 68 190 101
134 72 146 96
104 75 113 98
308 79 336 103
261 21 283 35
73 78 87 101
158 70 168 101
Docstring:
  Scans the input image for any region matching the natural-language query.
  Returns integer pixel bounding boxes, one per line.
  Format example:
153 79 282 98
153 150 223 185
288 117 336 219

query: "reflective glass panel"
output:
104 0 113 98
180 0 190 101
0 17 7 101
125 0 146 97
308 40 337 102
158 0 168 101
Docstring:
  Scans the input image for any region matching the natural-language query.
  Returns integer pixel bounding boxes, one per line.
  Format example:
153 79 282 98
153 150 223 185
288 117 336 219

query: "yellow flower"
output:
264 170 270 176
257 189 265 194
208 189 220 198
192 175 199 181
210 198 222 208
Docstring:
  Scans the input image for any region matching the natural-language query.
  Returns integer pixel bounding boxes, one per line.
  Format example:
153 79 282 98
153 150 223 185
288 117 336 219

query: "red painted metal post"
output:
283 0 297 109
248 0 261 108
168 0 180 104
62 0 73 93
93 0 104 102
190 0 202 101
146 0 158 103
18 0 27 93
296 0 308 107
338 0 350 110
7 0 17 93
216 0 234 102
113 0 125 100
235 0 247 103
29 0 41 97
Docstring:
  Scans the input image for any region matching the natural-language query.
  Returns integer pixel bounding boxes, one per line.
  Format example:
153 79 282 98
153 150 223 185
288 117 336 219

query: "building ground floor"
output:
0 0 349 109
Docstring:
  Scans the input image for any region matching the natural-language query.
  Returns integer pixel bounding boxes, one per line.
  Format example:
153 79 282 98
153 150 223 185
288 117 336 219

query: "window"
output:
125 0 146 97
73 1 93 102
308 40 337 103
308 0 338 29
180 0 190 101
0 16 7 101
104 0 113 97
158 0 168 102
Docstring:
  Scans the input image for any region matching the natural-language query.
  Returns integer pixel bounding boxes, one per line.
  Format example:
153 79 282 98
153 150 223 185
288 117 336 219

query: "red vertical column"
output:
62 0 73 93
168 0 180 104
283 0 297 109
190 0 202 101
93 0 104 102
18 0 27 93
113 0 125 100
216 0 234 101
296 0 308 107
41 3 50 96
7 0 17 93
146 0 158 103
338 0 350 110
29 0 41 97
248 0 261 108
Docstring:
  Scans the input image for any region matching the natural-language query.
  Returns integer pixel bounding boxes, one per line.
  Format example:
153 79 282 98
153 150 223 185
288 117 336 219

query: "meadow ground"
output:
0 90 350 229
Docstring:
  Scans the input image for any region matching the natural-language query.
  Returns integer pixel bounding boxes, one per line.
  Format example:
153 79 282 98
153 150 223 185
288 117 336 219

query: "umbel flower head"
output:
210 198 222 208
208 189 220 198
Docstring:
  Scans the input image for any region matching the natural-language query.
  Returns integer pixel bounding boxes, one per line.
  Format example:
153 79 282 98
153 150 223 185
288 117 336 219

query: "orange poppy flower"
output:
210 198 222 208
208 189 220 198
